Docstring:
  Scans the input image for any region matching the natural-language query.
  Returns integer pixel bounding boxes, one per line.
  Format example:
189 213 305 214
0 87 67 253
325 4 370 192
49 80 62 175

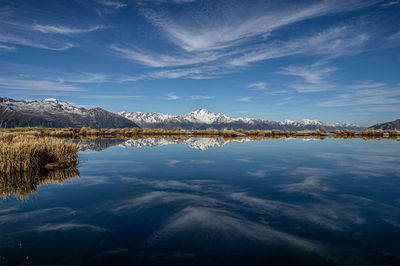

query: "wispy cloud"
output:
95 0 127 9
140 0 197 4
142 1 378 53
387 30 400 41
165 92 180 100
361 105 400 112
32 24 105 34
0 44 16 51
59 72 110 84
107 1 375 82
381 1 400 8
78 95 144 99
279 65 337 84
317 83 400 107
166 159 180 166
0 77 84 91
0 34 74 51
189 95 214 100
350 81 387 89
236 97 252 102
190 160 214 164
110 44 220 67
119 67 221 82
228 25 369 67
246 170 267 177
248 82 268 91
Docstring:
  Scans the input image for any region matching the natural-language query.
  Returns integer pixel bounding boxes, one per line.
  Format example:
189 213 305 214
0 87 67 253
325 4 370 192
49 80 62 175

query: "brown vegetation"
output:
0 132 79 173
1 127 399 140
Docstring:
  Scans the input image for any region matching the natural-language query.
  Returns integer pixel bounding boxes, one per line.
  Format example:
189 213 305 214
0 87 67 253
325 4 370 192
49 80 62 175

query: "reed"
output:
0 133 79 173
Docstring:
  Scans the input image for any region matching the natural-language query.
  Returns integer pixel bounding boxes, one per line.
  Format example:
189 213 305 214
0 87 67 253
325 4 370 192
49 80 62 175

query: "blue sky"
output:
0 0 399 126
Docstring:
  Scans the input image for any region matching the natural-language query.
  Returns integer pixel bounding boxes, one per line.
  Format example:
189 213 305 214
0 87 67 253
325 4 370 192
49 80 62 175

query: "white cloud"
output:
140 0 196 4
228 25 369 67
236 97 252 102
119 67 221 82
59 72 110 84
0 34 74 51
107 1 374 80
381 1 400 8
248 82 268 90
387 31 400 40
317 84 400 107
165 92 180 100
94 0 127 9
279 65 337 84
142 1 378 52
110 44 220 67
246 170 267 177
363 106 400 112
0 77 84 91
189 95 214 100
0 44 16 51
166 159 180 166
78 95 144 99
276 62 338 93
350 81 387 89
32 24 105 34
190 160 214 164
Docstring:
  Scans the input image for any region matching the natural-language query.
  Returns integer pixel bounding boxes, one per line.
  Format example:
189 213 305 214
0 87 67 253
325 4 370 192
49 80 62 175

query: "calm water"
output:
1 137 400 265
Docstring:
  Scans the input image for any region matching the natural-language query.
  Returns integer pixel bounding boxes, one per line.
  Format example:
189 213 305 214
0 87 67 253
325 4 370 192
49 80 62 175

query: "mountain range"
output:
119 109 363 131
1 97 393 130
0 97 139 129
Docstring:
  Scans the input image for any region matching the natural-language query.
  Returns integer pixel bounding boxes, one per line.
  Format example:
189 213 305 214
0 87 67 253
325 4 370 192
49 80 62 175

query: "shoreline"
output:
1 127 399 140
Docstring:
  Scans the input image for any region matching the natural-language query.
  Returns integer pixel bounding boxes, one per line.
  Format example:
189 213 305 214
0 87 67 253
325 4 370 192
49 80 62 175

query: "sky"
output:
0 0 399 126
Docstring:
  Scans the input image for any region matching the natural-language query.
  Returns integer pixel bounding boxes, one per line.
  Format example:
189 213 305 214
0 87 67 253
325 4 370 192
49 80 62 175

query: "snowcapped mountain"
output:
0 97 139 129
0 97 363 130
119 109 363 131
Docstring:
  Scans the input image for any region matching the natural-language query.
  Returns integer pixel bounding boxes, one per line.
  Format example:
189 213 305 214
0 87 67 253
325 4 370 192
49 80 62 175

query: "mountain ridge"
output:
0 97 367 130
0 97 140 129
368 119 400 130
119 109 363 131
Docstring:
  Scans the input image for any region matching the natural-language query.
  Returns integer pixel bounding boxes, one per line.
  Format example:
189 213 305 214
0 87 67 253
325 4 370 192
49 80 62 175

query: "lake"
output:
1 137 400 265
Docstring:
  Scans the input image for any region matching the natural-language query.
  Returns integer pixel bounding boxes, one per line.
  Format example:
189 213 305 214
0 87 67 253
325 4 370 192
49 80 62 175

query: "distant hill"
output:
119 109 364 131
0 97 140 129
368 119 400 130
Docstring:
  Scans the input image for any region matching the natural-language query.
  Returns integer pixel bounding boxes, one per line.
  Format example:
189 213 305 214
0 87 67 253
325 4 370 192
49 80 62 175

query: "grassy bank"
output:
1 127 399 139
0 132 79 173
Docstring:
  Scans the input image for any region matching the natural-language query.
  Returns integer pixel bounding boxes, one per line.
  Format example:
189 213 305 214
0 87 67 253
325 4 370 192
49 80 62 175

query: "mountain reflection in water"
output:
77 137 256 151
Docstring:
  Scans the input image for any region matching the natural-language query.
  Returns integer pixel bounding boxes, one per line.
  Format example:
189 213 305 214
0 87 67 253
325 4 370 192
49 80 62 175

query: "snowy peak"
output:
41 97 59 103
0 97 84 115
184 109 230 124
118 111 175 124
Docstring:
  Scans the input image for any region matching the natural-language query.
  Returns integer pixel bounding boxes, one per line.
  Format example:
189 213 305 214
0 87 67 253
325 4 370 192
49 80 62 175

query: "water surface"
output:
1 137 400 265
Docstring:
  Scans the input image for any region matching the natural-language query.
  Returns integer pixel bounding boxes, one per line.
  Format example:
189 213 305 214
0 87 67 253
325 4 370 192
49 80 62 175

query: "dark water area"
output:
1 137 400 265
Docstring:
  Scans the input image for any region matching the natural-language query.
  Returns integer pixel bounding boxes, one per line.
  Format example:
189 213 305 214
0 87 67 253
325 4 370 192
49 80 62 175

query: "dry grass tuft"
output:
0 133 79 173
